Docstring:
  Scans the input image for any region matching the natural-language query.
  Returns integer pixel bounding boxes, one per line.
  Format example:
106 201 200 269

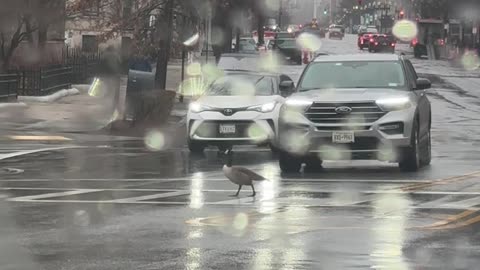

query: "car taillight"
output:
438 39 445 46
375 42 379 46
370 38 374 43
361 39 364 44
368 34 373 37
391 43 395 47
411 38 418 46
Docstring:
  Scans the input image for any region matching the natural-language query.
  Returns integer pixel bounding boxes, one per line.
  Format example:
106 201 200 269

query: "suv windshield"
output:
298 61 406 90
207 75 273 96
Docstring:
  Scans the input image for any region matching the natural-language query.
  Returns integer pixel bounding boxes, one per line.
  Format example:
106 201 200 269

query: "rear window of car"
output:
298 61 406 90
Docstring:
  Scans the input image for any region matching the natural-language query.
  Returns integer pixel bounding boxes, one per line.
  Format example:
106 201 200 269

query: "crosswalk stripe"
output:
6 189 100 202
111 191 190 202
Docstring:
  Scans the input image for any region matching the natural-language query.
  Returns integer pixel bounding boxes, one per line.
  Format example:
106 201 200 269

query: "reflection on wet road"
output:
1 146 480 269
1 35 480 269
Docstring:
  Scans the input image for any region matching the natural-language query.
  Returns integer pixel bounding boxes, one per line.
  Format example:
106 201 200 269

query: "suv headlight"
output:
189 102 212 113
285 98 313 110
376 97 411 111
247 102 276 113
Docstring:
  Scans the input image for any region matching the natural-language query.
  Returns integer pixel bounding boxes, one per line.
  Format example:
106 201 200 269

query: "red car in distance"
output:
357 26 379 50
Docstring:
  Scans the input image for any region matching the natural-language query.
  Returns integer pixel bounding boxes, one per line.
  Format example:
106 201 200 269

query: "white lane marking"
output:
4 198 480 211
0 178 426 183
210 197 257 205
7 189 100 202
4 187 480 195
111 191 190 202
432 197 480 209
0 146 88 161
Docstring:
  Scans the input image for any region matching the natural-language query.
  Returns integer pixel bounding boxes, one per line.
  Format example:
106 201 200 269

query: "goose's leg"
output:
249 184 256 197
230 185 242 197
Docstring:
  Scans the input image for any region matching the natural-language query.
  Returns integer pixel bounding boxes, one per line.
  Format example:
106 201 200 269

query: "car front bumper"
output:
187 110 278 146
278 107 416 161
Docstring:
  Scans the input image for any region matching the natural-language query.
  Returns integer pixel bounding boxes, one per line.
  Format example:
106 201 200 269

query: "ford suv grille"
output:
305 102 386 125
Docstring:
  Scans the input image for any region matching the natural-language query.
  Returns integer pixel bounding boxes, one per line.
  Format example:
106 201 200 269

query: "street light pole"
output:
313 0 317 19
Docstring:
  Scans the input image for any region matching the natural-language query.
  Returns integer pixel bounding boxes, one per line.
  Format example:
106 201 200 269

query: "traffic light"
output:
399 10 405 19
324 8 327 15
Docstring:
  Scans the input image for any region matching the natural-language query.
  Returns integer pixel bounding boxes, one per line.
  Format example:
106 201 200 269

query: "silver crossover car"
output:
278 54 432 172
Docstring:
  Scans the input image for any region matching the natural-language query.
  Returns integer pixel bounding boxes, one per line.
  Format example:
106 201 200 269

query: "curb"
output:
18 88 80 103
0 102 28 109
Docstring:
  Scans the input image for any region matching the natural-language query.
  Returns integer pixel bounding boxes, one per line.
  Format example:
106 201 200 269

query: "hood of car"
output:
196 95 280 109
290 88 410 102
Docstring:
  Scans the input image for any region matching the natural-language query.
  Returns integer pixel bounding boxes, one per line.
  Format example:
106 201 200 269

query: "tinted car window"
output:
275 39 298 49
206 75 274 96
299 61 406 90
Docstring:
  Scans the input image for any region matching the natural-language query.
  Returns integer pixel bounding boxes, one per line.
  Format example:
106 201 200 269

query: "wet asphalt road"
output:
2 36 480 270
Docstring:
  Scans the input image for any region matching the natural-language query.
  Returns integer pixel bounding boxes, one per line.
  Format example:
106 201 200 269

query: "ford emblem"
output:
335 106 352 114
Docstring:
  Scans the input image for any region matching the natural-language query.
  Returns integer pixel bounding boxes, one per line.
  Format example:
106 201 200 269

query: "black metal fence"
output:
0 47 101 99
65 48 101 84
0 73 19 102
15 66 73 96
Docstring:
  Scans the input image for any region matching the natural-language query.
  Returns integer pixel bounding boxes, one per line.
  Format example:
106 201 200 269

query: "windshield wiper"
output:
254 76 265 84
298 87 326 92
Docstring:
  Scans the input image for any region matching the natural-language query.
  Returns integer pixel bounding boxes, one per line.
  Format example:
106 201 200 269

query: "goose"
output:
222 149 267 197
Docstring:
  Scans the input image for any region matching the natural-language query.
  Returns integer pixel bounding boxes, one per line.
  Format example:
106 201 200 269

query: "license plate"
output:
219 124 236 134
332 131 355 143
382 43 387 45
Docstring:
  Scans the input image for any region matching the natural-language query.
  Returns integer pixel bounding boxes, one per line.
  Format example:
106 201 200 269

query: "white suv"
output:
278 54 432 172
187 71 295 152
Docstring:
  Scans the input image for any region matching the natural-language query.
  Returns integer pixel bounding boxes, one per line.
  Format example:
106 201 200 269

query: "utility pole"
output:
313 0 318 19
330 0 333 24
278 0 283 29
155 0 175 90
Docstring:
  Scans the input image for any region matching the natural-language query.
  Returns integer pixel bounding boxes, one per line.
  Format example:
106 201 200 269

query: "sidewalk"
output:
0 64 184 134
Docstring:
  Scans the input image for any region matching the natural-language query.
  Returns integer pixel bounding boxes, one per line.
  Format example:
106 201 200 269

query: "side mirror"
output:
280 80 295 96
416 78 431 90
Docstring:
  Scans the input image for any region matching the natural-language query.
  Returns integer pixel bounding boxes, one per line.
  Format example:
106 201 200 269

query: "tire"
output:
399 120 421 172
421 129 432 166
269 143 280 154
279 151 302 173
304 155 323 173
188 139 205 153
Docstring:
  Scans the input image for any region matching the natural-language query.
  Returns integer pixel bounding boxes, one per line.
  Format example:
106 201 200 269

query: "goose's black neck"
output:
225 153 233 167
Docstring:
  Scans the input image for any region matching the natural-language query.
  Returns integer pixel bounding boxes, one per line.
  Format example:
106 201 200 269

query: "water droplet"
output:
232 213 249 231
461 51 480 71
144 130 166 151
73 210 90 226
392 20 418 42
296 33 323 52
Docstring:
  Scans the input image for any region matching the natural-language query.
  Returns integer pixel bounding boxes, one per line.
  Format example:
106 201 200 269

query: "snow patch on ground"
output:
0 102 28 109
18 88 80 103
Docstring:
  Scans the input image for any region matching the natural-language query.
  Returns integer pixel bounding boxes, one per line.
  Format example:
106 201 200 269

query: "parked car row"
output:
186 52 433 173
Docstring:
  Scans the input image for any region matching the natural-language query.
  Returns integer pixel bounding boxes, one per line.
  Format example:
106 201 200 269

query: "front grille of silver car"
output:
305 102 386 126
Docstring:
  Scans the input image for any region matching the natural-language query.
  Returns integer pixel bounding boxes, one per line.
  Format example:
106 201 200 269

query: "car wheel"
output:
270 143 280 154
188 139 205 153
399 120 421 172
304 155 323 172
279 151 302 173
421 129 432 166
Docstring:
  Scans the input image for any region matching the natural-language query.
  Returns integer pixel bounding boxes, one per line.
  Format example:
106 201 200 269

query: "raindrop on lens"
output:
144 130 166 151
461 51 480 71
73 210 90 226
186 62 202 76
392 20 418 42
232 213 249 231
296 33 322 51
